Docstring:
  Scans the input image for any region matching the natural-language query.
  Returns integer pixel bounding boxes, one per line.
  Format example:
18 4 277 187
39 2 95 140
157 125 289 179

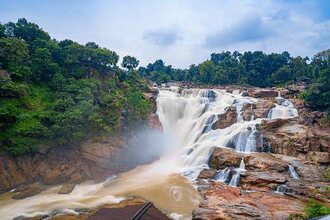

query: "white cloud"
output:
1 0 329 68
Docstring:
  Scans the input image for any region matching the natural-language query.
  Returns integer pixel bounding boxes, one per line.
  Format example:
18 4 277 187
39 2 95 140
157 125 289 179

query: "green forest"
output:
139 51 330 113
0 18 329 156
0 18 151 155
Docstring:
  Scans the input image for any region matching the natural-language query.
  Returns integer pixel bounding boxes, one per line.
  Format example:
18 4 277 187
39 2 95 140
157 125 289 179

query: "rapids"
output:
0 87 299 220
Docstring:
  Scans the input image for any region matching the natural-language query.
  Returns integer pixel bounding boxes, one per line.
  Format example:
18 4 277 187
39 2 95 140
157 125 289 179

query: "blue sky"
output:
1 0 329 68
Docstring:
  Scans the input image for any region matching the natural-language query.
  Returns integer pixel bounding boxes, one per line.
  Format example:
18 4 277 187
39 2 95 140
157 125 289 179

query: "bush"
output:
305 200 330 218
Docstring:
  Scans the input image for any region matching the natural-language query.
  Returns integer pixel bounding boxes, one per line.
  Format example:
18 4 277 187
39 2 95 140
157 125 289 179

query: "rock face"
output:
260 118 330 161
214 107 237 129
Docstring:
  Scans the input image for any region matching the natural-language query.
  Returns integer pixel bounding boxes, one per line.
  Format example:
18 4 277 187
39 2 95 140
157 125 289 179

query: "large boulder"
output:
241 171 287 188
244 153 288 172
208 147 242 169
197 168 217 179
214 107 237 129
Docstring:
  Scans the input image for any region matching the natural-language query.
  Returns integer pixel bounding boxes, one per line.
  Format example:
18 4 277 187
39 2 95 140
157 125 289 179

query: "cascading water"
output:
229 159 246 187
288 165 300 180
0 87 300 220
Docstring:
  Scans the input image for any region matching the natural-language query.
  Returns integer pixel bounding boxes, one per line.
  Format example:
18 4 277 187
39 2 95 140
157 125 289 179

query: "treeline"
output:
0 18 151 155
139 50 330 113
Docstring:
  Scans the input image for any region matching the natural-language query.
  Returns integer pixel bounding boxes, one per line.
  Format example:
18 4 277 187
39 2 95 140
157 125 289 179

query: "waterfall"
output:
229 159 245 187
288 165 300 180
216 167 231 182
268 99 298 119
276 185 287 194
0 87 301 220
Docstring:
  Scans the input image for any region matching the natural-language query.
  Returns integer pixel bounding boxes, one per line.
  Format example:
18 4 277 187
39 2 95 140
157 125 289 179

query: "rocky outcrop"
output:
242 100 276 120
260 118 330 161
214 107 237 129
193 182 305 220
248 89 278 98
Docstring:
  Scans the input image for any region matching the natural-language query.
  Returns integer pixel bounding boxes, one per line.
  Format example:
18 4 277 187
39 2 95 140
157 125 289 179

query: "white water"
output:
268 93 298 119
0 87 299 220
288 165 300 180
229 159 246 187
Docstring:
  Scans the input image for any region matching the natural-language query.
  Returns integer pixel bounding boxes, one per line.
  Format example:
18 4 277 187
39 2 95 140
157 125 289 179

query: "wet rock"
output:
214 106 237 129
58 183 76 194
245 153 288 172
12 182 46 200
197 169 217 179
306 151 330 164
208 147 242 169
242 100 276 121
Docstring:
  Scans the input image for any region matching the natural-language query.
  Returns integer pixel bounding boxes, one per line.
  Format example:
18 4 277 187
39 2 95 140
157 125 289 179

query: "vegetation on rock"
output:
0 18 151 155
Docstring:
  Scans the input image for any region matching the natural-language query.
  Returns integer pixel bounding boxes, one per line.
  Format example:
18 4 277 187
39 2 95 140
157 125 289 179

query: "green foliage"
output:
122 55 139 70
305 200 330 218
0 37 29 69
301 50 330 113
0 18 152 155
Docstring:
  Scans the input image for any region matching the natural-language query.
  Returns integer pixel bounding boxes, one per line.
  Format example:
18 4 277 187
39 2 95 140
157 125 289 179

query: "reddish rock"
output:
193 182 305 220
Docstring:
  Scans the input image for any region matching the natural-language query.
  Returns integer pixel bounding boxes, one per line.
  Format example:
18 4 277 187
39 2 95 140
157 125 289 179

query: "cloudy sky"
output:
1 0 329 68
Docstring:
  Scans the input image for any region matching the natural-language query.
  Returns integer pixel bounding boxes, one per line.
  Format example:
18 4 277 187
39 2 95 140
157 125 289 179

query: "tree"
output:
0 37 29 69
122 55 139 70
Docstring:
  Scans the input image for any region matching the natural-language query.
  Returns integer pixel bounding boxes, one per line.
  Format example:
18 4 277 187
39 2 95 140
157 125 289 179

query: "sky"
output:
0 0 329 68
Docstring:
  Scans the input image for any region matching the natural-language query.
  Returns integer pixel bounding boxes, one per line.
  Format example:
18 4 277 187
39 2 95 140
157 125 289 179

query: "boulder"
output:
214 107 237 129
208 147 242 169
12 182 46 200
197 169 217 179
58 183 76 194
244 153 288 172
241 171 287 188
